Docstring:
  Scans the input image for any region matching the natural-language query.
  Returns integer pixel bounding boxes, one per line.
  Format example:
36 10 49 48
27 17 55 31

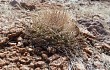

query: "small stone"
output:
50 66 58 70
95 46 102 48
10 0 18 6
62 61 68 70
35 61 45 67
35 67 41 70
50 56 67 67
101 53 110 63
8 42 17 46
0 59 6 67
3 63 19 70
82 52 88 61
19 57 30 64
102 43 110 50
9 27 23 33
1 0 6 2
33 56 42 61
20 3 36 11
0 53 5 58
42 68 49 70
3 52 8 54
29 62 35 68
23 52 29 56
7 57 19 62
42 53 48 60
47 47 56 54
20 65 30 70
48 54 60 62
1 30 9 35
19 48 27 54
12 67 19 70
8 33 16 38
0 37 8 45
17 42 23 47
94 55 100 60
95 69 105 70
17 37 23 41
83 47 92 56
27 48 33 52
75 63 86 70
94 61 102 68
8 28 23 38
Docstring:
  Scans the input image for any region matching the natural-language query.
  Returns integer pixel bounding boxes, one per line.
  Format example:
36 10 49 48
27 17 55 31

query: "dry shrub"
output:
28 9 84 57
32 9 79 38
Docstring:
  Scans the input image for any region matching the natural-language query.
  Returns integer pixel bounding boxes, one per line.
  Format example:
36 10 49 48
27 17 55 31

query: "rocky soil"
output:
0 0 110 70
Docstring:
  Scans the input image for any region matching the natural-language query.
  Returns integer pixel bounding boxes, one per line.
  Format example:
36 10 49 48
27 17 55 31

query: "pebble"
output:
8 33 18 38
17 42 23 47
101 53 110 62
50 56 67 67
47 47 56 54
0 53 5 58
7 57 19 62
94 54 100 60
95 45 102 48
27 48 33 52
42 53 48 60
35 61 45 67
48 54 60 62
102 43 110 50
8 42 17 46
20 65 30 70
17 36 23 41
82 52 88 61
33 56 42 61
19 48 27 54
94 61 102 68
29 62 34 68
35 67 41 70
75 63 86 70
0 37 8 45
3 64 19 70
0 59 7 67
83 47 92 56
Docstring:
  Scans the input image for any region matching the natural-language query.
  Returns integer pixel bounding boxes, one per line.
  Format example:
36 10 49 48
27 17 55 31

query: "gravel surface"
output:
0 0 110 70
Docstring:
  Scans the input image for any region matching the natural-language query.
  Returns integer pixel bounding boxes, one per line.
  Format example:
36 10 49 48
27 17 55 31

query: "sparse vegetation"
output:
0 0 110 70
26 9 84 57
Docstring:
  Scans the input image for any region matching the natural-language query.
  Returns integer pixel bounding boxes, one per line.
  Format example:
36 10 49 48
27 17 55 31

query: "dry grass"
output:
26 9 85 58
32 9 80 38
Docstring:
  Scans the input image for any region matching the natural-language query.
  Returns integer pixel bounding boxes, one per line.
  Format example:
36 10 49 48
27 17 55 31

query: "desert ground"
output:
0 0 110 70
